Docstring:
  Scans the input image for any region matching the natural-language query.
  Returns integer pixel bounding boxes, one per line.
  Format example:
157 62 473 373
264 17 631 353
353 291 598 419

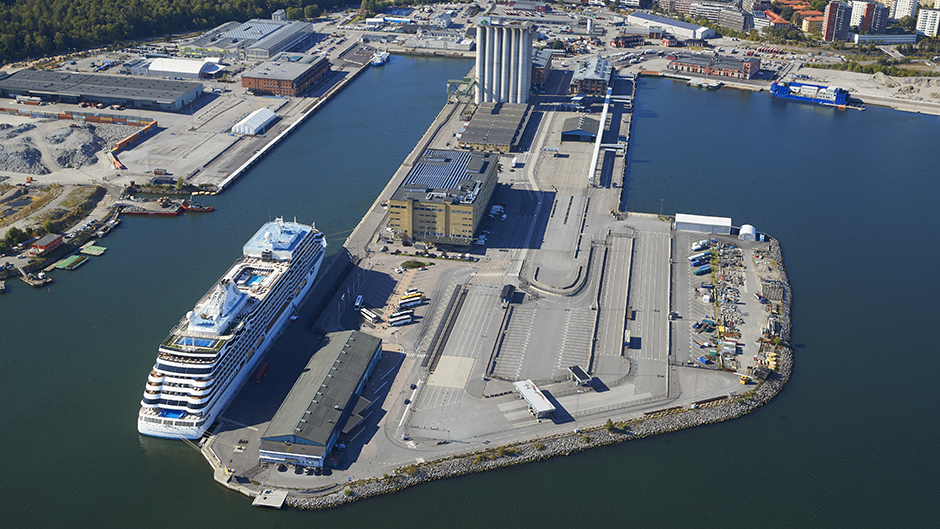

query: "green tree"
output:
305 5 321 19
898 16 916 30
286 7 303 20
605 418 614 433
42 220 56 235
551 39 565 50
4 226 27 246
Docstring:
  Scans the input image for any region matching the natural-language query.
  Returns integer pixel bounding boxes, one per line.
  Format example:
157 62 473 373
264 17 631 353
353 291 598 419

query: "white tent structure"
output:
146 58 223 79
232 108 276 135
675 213 732 234
739 224 757 241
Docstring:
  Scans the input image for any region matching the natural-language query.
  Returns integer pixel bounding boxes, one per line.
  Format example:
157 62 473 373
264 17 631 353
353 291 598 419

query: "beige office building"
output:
388 150 498 245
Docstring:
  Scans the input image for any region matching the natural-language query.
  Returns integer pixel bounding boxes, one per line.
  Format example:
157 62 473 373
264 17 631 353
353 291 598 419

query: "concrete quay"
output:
201 58 794 510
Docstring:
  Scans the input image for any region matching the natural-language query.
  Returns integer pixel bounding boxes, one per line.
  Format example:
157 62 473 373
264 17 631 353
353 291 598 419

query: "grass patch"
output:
59 186 98 209
400 260 430 270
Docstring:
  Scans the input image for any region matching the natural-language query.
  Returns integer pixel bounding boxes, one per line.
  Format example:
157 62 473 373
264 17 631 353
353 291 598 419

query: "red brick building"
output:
532 49 554 86
32 234 63 256
610 34 646 48
242 57 331 97
668 55 761 80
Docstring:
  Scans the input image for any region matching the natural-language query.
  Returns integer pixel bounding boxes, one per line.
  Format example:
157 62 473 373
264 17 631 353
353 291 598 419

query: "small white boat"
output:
372 50 390 66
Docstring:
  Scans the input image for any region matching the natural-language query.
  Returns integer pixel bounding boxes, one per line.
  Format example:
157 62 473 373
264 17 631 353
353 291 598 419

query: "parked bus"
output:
390 309 414 319
388 314 413 326
354 295 363 310
398 298 422 309
688 251 712 262
400 292 423 302
360 307 380 323
405 288 419 296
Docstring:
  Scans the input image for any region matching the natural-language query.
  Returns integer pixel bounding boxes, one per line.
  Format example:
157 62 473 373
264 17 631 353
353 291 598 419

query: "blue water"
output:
179 337 214 348
2 64 939 527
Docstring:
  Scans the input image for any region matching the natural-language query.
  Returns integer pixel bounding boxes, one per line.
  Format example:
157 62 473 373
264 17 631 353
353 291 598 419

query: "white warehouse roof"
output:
513 380 555 417
675 213 731 227
626 12 716 40
148 58 222 76
232 108 276 135
675 213 733 234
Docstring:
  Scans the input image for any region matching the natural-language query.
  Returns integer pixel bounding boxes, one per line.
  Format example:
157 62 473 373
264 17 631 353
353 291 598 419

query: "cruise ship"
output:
138 218 326 439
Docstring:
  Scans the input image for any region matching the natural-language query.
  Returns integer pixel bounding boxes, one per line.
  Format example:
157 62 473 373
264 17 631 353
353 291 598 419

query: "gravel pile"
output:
0 121 135 173
88 123 137 145
48 126 104 168
2 123 36 140
0 138 49 174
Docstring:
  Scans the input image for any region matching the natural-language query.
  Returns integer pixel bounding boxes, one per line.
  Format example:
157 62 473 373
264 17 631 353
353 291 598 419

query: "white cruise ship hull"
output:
138 222 324 440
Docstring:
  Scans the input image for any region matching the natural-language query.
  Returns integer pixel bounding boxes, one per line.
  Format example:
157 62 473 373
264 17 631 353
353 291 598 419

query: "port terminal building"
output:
458 102 531 153
180 17 316 61
0 69 203 111
570 57 614 95
512 380 555 419
626 12 716 40
387 149 498 246
668 55 761 80
258 331 382 469
241 56 331 96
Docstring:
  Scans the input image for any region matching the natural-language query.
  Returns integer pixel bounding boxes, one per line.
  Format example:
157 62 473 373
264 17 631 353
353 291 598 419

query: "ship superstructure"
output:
138 218 326 439
770 81 850 107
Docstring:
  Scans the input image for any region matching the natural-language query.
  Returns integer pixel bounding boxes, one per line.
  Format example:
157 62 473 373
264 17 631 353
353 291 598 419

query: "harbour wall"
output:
215 62 372 193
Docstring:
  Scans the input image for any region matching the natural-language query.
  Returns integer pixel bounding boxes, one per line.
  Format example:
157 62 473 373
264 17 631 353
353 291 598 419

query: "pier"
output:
214 53 376 193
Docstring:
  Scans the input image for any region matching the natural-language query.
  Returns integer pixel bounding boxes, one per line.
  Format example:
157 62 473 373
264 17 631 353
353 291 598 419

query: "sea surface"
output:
1 62 938 528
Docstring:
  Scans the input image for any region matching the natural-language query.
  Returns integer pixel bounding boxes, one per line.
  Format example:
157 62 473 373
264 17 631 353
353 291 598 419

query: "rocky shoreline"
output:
279 237 794 511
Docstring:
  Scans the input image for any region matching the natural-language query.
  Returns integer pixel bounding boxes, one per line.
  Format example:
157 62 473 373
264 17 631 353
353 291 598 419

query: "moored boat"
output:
137 218 326 439
372 50 390 66
181 200 215 213
770 81 856 108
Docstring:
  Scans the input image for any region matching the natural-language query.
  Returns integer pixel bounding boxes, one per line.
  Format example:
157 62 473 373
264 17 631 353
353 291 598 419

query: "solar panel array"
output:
404 150 472 191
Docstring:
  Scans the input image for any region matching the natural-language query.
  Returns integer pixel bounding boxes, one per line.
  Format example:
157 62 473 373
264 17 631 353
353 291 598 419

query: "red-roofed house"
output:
764 10 792 29
32 234 63 256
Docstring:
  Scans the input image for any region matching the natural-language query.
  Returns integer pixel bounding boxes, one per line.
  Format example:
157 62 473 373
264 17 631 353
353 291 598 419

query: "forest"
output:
0 0 345 66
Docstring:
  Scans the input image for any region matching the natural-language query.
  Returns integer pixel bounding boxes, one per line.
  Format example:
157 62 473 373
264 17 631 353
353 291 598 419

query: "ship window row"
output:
156 362 213 375
141 416 205 427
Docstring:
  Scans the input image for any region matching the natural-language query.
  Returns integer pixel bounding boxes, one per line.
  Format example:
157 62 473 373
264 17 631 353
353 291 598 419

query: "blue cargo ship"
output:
770 81 850 107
